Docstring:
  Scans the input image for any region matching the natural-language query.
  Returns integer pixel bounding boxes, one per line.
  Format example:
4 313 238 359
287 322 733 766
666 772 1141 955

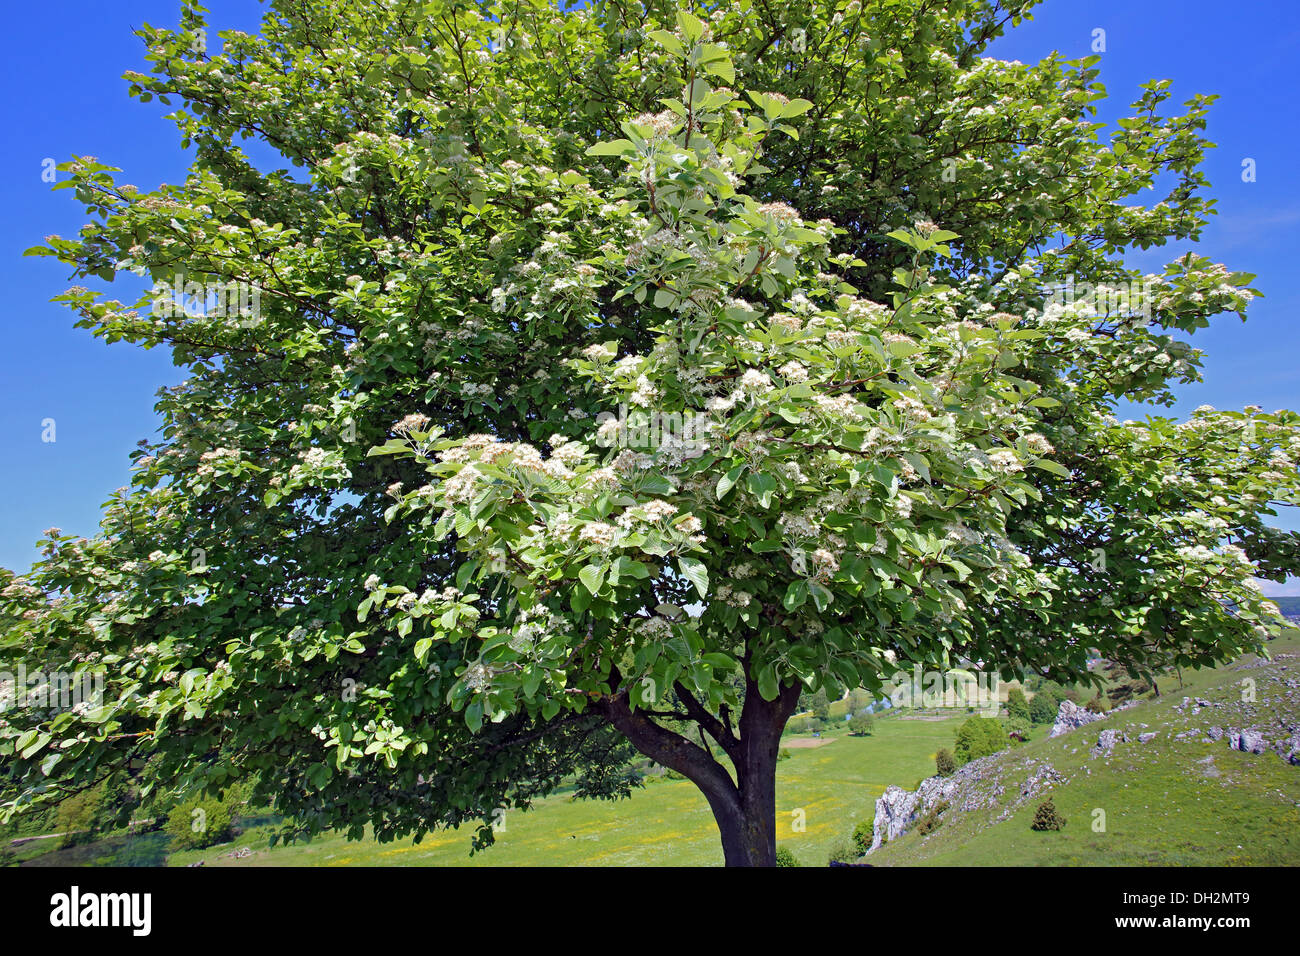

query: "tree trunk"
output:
596 672 802 866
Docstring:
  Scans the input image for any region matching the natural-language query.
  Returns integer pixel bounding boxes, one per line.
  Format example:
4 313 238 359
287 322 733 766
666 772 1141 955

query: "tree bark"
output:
596 672 803 866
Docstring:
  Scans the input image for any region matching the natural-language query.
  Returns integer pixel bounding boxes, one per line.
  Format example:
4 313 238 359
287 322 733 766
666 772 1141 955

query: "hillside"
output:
864 632 1300 866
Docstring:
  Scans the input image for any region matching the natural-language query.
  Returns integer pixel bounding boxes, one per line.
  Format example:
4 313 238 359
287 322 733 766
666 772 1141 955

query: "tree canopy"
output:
3 0 1298 866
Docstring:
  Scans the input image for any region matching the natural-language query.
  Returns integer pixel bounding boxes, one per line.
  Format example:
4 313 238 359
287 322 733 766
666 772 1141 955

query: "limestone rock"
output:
1049 699 1104 738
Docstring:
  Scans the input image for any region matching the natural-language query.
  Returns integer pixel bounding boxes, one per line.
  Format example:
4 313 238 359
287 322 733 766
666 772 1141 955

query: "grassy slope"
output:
867 632 1300 866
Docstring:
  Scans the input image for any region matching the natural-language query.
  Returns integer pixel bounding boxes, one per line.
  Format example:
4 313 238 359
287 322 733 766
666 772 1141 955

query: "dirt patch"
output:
783 737 838 749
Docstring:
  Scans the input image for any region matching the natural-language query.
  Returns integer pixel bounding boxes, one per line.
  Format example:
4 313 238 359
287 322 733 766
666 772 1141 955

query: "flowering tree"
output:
4 0 1298 866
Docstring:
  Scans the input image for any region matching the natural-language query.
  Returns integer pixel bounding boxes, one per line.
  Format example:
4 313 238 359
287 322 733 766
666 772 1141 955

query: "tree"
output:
3 0 1298 867
1029 691 1059 724
164 793 235 851
1030 797 1066 832
848 711 874 736
810 689 832 724
953 716 1007 764
1006 687 1030 723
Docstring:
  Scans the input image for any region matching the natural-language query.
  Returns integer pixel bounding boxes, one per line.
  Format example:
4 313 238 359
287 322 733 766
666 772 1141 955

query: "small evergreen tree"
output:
1031 797 1066 831
775 846 800 867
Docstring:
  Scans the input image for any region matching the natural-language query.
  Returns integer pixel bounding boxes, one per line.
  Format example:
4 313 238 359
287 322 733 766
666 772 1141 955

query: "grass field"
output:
158 713 961 867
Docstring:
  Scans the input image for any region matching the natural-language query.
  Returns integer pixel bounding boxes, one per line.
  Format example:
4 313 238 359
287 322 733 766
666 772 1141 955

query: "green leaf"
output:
647 29 685 56
586 139 635 157
746 471 778 509
678 556 709 598
783 579 809 611
1032 459 1070 478
677 10 705 42
716 464 746 499
579 563 607 595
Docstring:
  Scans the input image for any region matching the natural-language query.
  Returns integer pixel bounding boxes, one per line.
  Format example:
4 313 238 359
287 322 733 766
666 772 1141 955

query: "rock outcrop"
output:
1049 699 1104 738
1095 729 1127 754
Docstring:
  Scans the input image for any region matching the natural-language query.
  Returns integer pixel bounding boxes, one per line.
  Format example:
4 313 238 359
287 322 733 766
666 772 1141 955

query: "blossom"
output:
393 413 431 435
987 449 1024 475
578 522 618 546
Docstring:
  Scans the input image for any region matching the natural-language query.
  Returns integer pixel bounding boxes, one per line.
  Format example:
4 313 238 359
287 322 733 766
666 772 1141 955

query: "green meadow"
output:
159 713 960 867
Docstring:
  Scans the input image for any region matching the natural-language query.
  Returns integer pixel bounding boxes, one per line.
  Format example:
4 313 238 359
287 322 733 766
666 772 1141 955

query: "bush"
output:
1028 692 1058 724
164 794 235 851
827 838 857 864
1085 693 1109 714
1006 687 1030 722
1031 797 1066 831
775 846 801 867
915 799 950 835
848 712 874 736
55 787 104 849
1108 678 1151 706
953 716 1006 764
852 819 874 855
1005 715 1032 739
777 748 791 762
935 747 956 777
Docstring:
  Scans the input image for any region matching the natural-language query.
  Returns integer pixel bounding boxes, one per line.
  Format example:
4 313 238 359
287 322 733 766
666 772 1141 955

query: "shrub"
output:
1085 693 1109 714
1006 715 1032 739
915 799 950 835
848 712 874 736
1006 687 1030 722
1028 692 1058 724
953 716 1006 764
777 748 791 762
827 838 857 864
55 787 104 849
1108 678 1151 706
1031 797 1066 831
852 819 874 855
775 846 800 867
164 794 235 851
935 747 957 777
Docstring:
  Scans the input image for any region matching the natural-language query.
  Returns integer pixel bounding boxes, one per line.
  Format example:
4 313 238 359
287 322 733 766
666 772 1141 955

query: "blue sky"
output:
2 0 1298 591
